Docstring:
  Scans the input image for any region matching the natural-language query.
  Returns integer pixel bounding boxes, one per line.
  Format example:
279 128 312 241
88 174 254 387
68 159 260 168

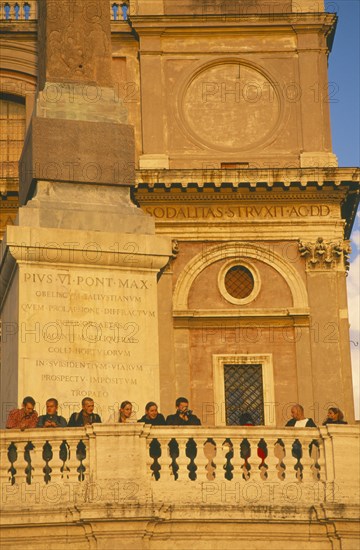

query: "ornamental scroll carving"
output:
298 237 351 273
157 240 179 278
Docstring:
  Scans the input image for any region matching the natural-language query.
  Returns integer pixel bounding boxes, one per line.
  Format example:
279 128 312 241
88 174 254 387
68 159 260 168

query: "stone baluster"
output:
282 436 301 482
176 437 190 481
301 436 322 483
158 436 175 482
15 434 34 485
246 437 262 483
65 434 85 483
199 437 217 483
2 439 18 486
45 438 67 484
317 434 327 481
211 438 228 482
263 438 280 483
221 438 235 481
17 436 44 505
147 436 162 481
229 437 243 481
1 440 19 506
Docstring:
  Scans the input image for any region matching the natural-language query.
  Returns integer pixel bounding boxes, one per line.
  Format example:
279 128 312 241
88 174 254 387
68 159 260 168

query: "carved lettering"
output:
143 204 334 220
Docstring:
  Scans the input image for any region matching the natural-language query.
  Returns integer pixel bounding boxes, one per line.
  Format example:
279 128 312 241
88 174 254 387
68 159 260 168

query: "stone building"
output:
0 1 359 548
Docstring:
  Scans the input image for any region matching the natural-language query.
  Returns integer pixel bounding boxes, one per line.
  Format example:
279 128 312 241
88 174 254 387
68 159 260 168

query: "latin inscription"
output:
19 267 159 412
143 204 333 220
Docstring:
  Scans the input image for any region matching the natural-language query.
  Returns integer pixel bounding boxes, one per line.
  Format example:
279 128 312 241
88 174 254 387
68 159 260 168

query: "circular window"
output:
224 265 254 299
218 261 260 305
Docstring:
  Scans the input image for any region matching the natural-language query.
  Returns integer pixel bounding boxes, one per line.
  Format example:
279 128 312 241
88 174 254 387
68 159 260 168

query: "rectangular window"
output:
213 354 275 426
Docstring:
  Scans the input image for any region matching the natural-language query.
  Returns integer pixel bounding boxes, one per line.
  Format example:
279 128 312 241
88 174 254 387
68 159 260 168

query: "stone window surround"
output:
218 259 260 305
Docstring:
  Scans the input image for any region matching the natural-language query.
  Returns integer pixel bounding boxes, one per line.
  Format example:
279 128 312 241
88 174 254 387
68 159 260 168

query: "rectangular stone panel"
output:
8 264 160 421
19 116 135 205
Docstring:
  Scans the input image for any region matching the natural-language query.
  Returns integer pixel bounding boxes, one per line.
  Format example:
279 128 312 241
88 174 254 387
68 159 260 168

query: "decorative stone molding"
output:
158 239 179 275
298 237 351 272
171 239 179 258
173 242 309 311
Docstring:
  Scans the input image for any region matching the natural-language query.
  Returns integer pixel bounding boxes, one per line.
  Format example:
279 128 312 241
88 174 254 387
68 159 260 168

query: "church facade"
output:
0 1 359 548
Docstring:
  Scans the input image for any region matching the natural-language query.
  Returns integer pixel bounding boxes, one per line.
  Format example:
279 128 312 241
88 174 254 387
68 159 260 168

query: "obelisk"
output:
0 0 171 424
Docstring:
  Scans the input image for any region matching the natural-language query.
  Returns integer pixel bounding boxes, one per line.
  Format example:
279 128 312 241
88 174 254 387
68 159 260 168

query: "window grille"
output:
224 363 264 425
224 265 254 299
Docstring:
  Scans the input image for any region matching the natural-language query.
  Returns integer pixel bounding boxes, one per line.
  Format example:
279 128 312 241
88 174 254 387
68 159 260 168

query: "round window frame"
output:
218 260 260 305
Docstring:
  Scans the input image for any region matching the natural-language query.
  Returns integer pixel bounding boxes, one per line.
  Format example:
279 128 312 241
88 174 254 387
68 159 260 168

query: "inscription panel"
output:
143 203 335 221
17 265 160 419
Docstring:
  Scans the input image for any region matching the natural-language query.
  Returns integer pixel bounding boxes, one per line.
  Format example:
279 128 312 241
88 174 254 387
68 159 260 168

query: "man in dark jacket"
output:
285 404 316 427
166 397 201 426
37 398 67 427
68 397 101 426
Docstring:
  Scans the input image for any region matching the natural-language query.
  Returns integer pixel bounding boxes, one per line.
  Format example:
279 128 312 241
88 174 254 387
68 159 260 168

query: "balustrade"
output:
147 429 326 485
1 425 358 508
0 1 130 21
111 2 129 21
1 429 88 487
0 1 36 20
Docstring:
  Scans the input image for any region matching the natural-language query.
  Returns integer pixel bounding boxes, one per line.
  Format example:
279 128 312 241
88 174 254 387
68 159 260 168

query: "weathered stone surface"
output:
19 117 135 204
17 182 154 233
0 225 171 419
37 0 113 89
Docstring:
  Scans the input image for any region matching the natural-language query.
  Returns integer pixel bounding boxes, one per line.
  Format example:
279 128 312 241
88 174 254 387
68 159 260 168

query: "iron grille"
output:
224 364 264 425
224 266 254 299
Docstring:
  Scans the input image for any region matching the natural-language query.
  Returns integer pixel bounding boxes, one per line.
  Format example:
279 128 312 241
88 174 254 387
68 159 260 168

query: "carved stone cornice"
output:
298 237 351 273
136 167 359 190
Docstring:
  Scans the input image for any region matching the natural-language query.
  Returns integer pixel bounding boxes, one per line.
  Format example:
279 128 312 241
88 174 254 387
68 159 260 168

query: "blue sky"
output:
326 0 360 417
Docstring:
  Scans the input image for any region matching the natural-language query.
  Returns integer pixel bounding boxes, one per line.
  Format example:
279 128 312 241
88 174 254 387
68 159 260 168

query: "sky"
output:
325 0 360 418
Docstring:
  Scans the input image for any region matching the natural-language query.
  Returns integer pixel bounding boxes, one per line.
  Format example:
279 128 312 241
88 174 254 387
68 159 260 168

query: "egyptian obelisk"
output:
0 0 171 423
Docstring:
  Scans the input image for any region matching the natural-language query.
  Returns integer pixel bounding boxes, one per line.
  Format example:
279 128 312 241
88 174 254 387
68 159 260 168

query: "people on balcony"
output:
6 396 38 430
285 404 316 427
138 401 166 425
166 397 201 425
37 398 67 428
68 397 102 426
323 407 348 425
107 400 137 423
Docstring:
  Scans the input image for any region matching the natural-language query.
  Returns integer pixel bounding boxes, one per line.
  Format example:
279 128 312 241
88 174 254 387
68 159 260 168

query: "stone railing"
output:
0 1 129 21
1 425 358 508
111 1 129 20
0 1 37 20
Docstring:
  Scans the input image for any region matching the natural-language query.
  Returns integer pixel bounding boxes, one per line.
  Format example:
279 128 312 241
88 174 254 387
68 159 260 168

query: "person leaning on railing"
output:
138 401 166 425
323 407 348 425
68 397 102 426
6 396 39 430
37 398 67 428
285 403 316 427
107 400 137 423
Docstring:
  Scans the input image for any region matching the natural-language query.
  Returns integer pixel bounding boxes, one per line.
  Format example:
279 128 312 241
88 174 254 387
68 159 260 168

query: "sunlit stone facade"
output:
0 1 359 548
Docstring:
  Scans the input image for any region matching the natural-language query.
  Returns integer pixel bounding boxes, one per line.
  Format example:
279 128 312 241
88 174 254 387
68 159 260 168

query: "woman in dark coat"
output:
323 407 348 425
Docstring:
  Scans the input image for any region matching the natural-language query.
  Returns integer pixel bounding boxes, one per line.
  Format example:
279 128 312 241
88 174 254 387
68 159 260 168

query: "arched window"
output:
0 93 26 178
